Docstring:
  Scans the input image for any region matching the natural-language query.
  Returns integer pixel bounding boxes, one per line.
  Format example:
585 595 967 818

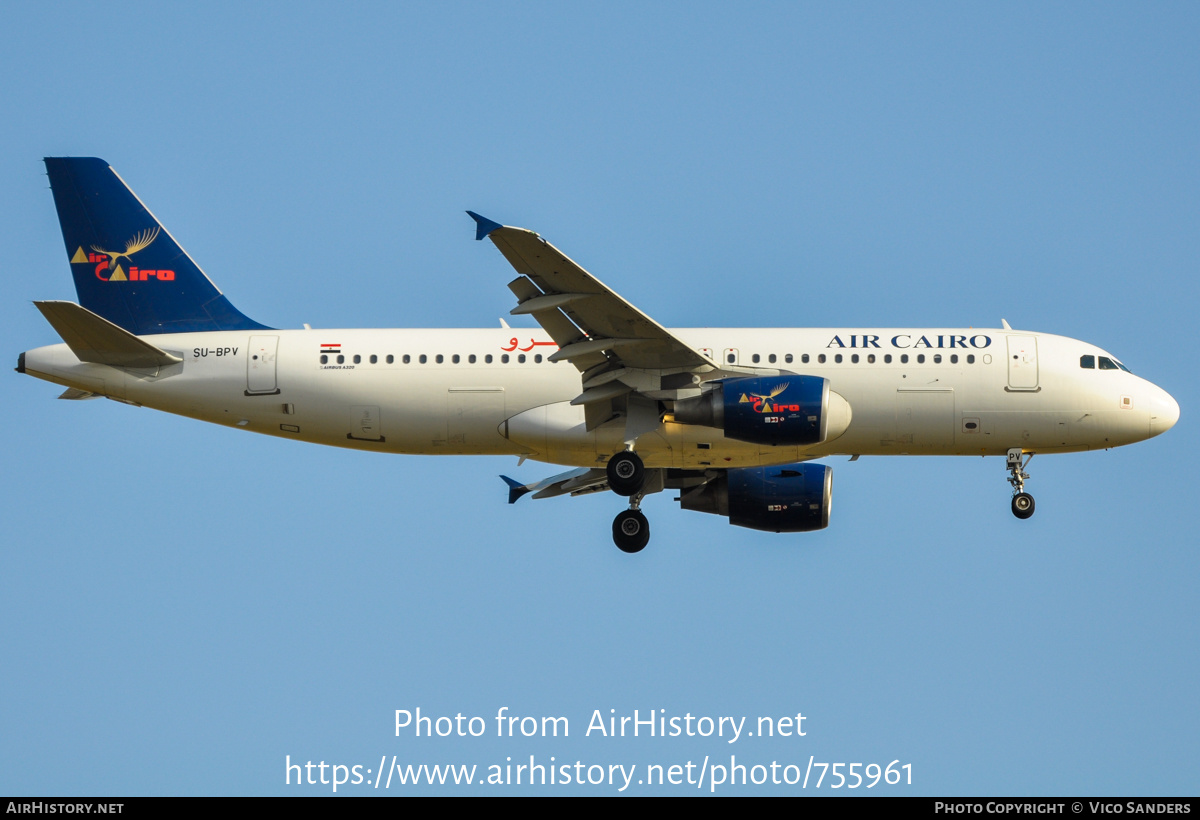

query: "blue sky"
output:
1 2 1196 795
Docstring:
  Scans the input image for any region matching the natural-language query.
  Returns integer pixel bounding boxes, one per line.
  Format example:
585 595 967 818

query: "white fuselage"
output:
21 326 1178 469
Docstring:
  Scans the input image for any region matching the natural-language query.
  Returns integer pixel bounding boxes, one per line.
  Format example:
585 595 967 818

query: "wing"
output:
468 212 717 375
469 212 794 436
500 468 609 503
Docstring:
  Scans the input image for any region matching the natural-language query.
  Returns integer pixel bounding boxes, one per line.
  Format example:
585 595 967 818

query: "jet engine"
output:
679 463 832 532
673 376 851 446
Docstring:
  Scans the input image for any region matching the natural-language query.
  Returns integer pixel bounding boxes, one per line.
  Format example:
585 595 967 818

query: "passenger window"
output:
901 354 909 364
768 353 777 364
485 354 493 363
337 355 345 364
785 354 793 364
752 354 760 363
851 354 859 363
818 354 826 364
370 354 377 364
320 354 328 364
403 354 411 364
436 354 444 364
1080 355 1095 369
518 354 526 363
501 354 509 363
967 355 975 364
419 354 427 364
386 354 394 364
469 354 477 364
452 354 460 364
802 354 810 364
884 354 892 363
353 354 361 364
867 354 875 363
534 354 542 363
727 353 735 364
950 354 958 364
933 354 942 364
917 354 925 364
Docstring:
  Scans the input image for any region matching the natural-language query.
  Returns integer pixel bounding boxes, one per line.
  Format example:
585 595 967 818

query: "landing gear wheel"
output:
613 509 650 553
1011 492 1035 520
607 451 645 497
1005 448 1036 520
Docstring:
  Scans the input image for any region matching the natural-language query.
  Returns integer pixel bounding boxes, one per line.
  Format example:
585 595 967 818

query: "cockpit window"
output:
1099 356 1119 371
1080 355 1095 369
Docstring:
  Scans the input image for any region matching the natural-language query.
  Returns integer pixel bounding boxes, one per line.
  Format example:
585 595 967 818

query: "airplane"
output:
18 157 1180 553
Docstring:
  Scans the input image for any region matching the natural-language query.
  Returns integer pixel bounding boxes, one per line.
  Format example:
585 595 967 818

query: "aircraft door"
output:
246 335 280 395
722 348 739 366
349 405 384 441
895 388 955 451
447 388 506 450
1006 335 1039 390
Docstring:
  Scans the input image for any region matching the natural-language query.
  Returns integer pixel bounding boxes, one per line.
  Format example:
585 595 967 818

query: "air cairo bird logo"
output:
68 227 175 282
739 382 802 414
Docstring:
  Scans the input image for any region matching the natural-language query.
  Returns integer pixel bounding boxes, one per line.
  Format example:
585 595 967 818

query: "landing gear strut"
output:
1006 447 1035 520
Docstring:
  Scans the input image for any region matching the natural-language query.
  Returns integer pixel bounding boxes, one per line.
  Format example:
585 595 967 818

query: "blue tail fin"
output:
44 157 270 335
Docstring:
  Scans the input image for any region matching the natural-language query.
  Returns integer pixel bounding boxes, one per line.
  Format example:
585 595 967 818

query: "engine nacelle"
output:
679 463 832 533
673 376 851 446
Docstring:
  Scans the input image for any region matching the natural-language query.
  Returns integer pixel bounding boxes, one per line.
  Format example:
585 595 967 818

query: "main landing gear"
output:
613 507 650 553
1006 447 1036 520
608 450 650 553
607 450 645 497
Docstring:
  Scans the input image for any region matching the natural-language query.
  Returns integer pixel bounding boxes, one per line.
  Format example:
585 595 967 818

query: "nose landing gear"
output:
1006 447 1036 520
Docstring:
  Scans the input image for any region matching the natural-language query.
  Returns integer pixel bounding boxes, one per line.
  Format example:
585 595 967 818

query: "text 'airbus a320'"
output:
18 158 1179 552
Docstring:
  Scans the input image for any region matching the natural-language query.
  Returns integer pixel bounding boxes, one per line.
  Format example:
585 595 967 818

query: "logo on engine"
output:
740 382 801 414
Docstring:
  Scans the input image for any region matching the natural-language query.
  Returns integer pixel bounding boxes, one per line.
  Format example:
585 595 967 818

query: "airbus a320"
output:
18 158 1180 552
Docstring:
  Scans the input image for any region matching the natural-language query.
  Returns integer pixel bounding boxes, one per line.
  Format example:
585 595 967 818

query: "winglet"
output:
467 211 503 241
500 475 531 504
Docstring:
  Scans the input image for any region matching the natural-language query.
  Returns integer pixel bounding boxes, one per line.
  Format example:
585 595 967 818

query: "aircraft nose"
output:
1149 387 1180 438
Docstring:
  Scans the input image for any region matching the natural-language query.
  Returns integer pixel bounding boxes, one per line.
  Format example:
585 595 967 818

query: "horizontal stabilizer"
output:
58 387 99 400
34 301 183 369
